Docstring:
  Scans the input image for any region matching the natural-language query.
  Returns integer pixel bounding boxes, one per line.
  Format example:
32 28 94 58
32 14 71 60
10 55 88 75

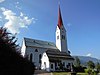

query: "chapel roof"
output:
24 38 58 49
46 49 74 62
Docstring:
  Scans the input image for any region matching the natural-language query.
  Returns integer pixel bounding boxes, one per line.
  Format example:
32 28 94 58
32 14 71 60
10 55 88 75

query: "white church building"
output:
21 6 74 72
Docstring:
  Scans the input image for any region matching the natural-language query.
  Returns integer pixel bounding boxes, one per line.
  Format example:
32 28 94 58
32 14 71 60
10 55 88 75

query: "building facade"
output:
21 5 74 72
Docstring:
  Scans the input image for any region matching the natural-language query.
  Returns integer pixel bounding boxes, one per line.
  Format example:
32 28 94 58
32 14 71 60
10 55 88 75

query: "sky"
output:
0 0 100 59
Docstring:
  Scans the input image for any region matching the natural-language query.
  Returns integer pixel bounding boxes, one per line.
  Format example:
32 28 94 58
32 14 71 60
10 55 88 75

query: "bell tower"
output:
56 5 69 54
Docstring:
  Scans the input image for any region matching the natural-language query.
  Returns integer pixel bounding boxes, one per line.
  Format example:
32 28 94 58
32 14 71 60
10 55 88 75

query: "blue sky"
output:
0 0 100 59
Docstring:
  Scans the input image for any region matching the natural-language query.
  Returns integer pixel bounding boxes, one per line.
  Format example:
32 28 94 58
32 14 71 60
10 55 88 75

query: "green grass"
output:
77 73 88 75
53 72 69 75
52 72 88 75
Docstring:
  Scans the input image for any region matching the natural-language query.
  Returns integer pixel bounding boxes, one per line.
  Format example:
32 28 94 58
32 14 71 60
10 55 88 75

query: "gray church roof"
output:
24 38 58 49
46 49 74 62
24 38 74 61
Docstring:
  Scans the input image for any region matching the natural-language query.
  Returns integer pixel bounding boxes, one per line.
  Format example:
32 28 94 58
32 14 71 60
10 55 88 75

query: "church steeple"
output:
58 5 63 29
56 5 69 54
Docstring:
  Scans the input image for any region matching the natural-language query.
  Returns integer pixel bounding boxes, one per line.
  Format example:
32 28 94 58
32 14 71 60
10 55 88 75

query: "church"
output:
21 5 74 72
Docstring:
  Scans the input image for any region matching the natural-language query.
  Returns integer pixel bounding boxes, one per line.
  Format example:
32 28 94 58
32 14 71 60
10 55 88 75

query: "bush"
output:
85 68 92 75
85 68 98 75
73 66 86 72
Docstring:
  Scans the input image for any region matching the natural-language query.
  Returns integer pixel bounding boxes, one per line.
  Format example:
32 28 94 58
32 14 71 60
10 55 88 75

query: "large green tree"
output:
96 62 100 72
74 56 81 67
0 27 34 75
85 61 99 75
87 60 95 69
0 27 19 51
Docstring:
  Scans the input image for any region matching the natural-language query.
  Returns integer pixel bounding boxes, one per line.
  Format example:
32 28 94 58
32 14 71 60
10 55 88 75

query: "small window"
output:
62 35 63 39
51 64 53 69
30 53 33 62
44 62 46 68
39 54 42 63
57 36 59 39
63 36 65 39
63 62 65 66
35 49 38 52
68 63 71 66
39 54 42 59
62 35 65 40
44 55 46 57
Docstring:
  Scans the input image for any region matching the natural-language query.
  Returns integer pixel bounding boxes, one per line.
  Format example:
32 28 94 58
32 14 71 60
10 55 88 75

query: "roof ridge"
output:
24 37 55 44
24 37 58 49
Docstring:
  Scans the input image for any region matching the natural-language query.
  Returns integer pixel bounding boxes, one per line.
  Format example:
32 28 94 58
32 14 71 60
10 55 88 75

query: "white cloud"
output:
1 7 5 11
15 1 21 10
16 2 19 4
0 16 2 21
0 0 5 3
20 12 24 17
0 16 2 19
86 53 92 57
1 7 35 34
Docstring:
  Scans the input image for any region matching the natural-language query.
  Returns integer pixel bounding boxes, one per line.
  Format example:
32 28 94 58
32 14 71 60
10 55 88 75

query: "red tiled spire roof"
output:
58 5 63 29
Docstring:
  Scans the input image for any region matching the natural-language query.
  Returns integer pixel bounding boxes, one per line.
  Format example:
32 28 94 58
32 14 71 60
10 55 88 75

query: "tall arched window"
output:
39 54 42 63
30 53 33 62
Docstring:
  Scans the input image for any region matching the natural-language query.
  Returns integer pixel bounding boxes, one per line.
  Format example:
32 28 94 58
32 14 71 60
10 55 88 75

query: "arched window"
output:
57 35 59 39
30 53 33 62
39 54 42 63
51 64 53 69
62 35 65 40
35 49 38 52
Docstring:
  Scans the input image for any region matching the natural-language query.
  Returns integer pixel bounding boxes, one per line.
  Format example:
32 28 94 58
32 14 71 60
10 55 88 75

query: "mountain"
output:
73 56 100 66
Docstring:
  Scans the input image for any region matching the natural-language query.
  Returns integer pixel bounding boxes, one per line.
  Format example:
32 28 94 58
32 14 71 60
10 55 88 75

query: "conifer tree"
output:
87 60 95 69
0 27 34 75
74 56 81 67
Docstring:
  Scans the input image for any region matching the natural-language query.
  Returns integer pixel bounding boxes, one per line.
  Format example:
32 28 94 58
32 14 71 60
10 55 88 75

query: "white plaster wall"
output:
56 25 68 53
21 40 26 57
62 59 74 67
41 52 50 71
25 46 46 69
56 26 61 51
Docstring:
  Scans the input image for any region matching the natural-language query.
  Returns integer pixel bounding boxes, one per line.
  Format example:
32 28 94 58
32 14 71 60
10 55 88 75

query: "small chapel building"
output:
21 5 74 72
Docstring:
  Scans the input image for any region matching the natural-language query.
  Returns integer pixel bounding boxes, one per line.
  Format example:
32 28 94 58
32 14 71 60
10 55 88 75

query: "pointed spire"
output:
58 4 63 29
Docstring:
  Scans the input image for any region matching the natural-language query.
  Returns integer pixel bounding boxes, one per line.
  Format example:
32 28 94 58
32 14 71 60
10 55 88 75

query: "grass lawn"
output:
77 73 88 75
53 72 69 75
52 72 88 75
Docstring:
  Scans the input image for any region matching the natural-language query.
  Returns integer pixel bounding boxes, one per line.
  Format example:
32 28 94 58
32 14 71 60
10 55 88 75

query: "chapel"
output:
21 5 74 72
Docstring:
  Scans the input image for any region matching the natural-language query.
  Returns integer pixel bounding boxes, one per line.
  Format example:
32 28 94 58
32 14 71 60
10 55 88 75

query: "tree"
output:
73 57 87 72
85 68 92 75
0 27 19 51
74 56 81 67
96 62 100 72
0 27 35 75
87 60 95 69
